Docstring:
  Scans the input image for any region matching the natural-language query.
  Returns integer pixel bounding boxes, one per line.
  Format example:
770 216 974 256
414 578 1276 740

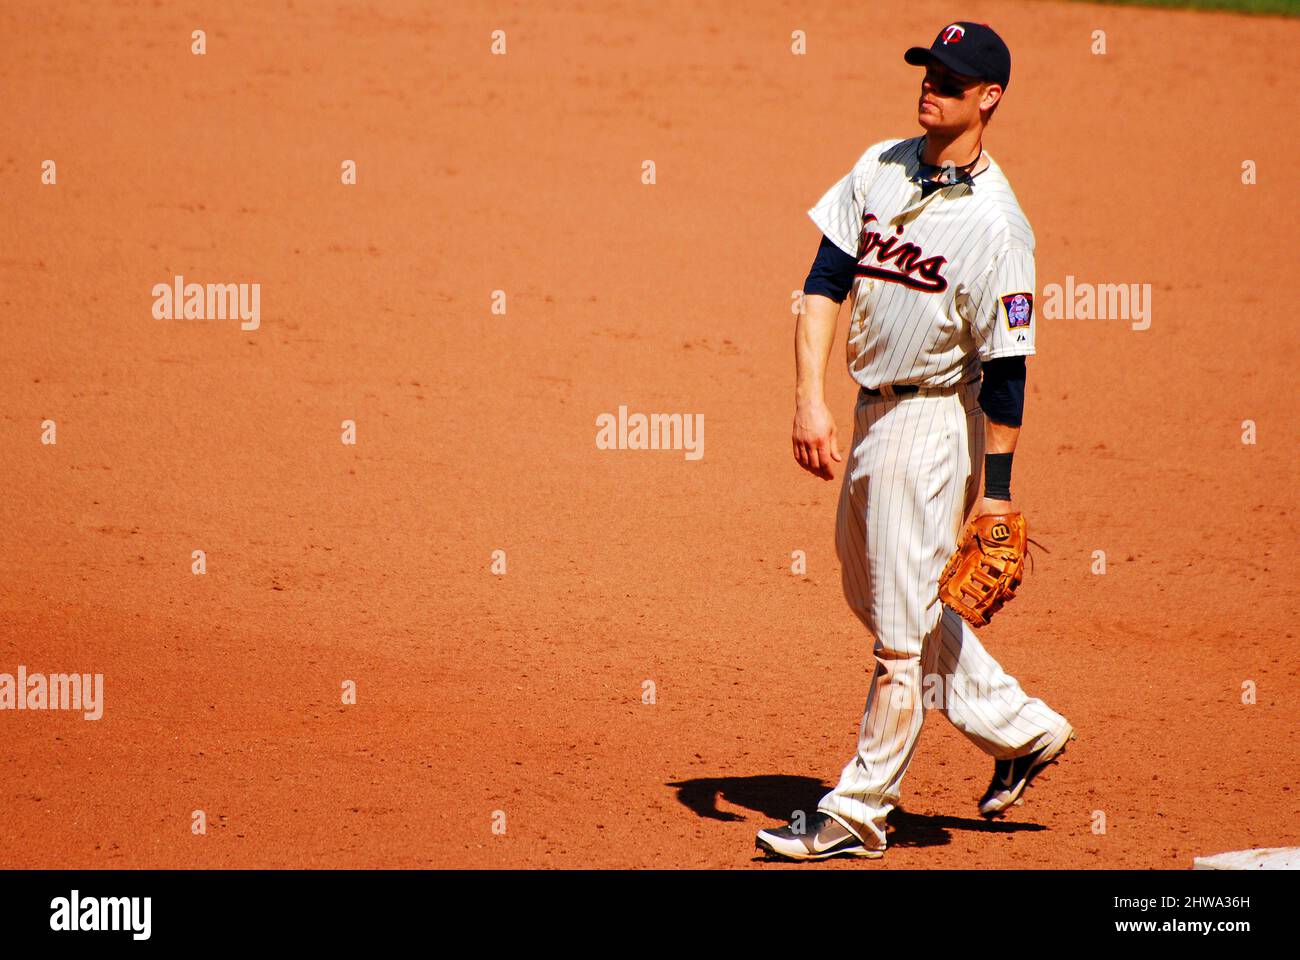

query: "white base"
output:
1192 847 1300 870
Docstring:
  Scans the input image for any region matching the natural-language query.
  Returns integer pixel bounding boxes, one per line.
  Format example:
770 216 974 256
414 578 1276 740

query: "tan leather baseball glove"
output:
938 513 1028 628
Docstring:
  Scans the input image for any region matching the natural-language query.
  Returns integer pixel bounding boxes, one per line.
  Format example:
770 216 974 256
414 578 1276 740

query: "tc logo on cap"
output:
941 24 965 44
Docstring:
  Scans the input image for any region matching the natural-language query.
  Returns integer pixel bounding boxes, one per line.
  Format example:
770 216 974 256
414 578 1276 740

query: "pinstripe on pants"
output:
817 381 1069 851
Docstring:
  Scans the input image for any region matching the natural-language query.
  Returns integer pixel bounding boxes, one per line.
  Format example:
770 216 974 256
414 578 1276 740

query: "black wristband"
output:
984 452 1013 501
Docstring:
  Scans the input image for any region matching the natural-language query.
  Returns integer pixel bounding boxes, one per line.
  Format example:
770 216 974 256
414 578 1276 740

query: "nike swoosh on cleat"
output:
811 833 854 854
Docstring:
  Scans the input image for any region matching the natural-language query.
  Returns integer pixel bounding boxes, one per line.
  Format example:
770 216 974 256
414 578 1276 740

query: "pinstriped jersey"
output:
807 136 1036 390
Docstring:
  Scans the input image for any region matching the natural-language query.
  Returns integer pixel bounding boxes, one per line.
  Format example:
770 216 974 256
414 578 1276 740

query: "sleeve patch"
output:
1001 292 1033 329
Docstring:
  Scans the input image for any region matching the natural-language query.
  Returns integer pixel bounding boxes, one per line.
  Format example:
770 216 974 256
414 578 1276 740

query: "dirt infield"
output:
2 0 1296 869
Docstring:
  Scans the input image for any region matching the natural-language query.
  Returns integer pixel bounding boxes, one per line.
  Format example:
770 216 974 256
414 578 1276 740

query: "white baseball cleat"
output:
979 723 1075 817
755 813 885 861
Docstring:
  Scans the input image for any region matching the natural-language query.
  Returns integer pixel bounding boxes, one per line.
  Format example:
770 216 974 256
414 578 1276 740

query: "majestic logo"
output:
856 214 949 293
1001 292 1033 328
941 24 965 44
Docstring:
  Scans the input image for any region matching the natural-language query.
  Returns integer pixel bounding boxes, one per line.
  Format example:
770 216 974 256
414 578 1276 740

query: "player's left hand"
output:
940 508 1030 628
975 497 1016 517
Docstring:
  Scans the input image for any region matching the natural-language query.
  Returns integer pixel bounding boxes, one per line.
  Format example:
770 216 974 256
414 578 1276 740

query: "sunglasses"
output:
925 66 981 99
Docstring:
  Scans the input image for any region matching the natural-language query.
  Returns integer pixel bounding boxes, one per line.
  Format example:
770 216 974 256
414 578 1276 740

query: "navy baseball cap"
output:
904 22 1011 89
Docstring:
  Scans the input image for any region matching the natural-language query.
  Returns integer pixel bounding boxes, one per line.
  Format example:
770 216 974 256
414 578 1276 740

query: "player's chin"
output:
917 110 942 130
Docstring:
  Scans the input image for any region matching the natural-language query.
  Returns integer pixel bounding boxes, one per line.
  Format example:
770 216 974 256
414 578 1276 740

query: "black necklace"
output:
913 141 982 186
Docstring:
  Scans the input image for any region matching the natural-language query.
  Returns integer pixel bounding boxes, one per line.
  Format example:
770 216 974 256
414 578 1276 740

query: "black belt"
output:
862 384 920 397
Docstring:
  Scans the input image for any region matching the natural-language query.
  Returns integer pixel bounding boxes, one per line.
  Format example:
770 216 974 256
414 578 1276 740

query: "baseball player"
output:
757 22 1074 861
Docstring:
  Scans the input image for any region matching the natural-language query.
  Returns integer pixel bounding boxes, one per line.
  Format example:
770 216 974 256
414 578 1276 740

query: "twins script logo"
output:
856 214 949 293
942 25 965 44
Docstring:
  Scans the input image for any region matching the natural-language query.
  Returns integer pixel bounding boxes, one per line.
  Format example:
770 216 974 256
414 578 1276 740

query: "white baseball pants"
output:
817 381 1070 852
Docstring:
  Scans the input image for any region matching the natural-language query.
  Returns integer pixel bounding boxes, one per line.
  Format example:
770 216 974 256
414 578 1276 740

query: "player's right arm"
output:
793 292 843 481
794 144 893 480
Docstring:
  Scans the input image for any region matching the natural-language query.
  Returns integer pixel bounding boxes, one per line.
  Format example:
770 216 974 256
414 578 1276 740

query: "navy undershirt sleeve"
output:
978 356 1027 427
803 234 858 304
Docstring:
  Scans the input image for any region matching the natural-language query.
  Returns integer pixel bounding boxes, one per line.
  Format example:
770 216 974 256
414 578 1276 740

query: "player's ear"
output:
978 84 1003 125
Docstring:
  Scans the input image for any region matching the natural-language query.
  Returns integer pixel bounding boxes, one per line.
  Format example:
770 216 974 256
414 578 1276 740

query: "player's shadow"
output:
666 774 1047 848
666 774 824 823
883 807 1046 848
